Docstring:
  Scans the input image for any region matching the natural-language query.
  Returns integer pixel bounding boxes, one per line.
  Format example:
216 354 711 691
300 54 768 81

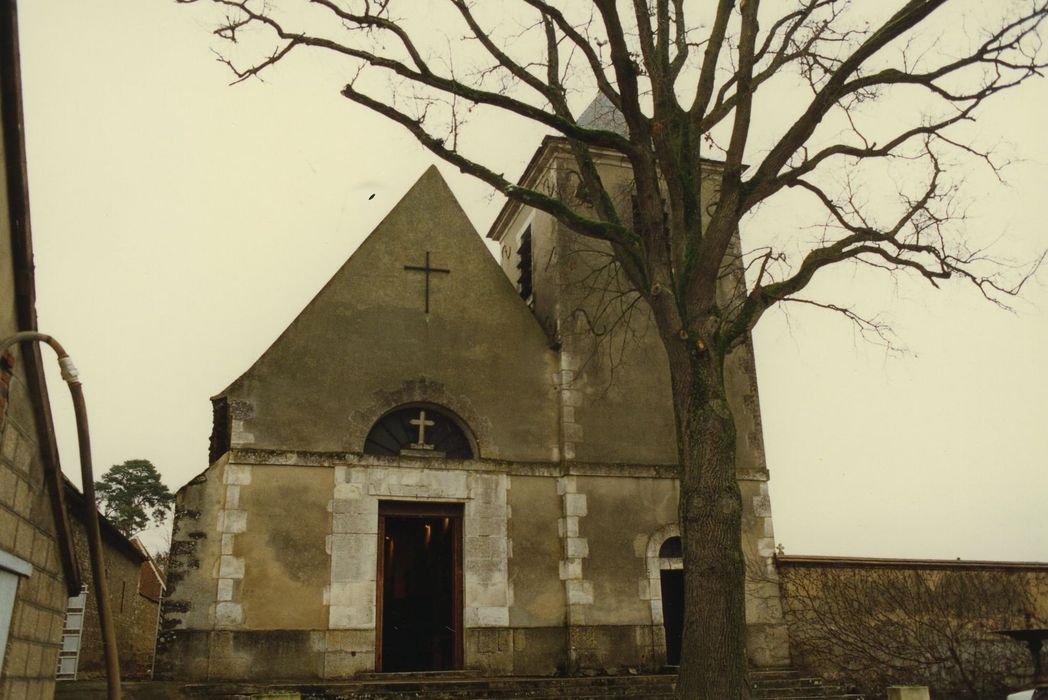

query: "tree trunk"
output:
667 339 750 699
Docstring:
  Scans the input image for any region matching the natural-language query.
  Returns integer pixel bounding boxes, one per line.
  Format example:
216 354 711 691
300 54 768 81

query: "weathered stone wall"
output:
154 456 227 680
493 148 769 475
0 353 68 697
159 452 517 680
66 516 158 678
778 557 1048 698
505 475 564 674
565 475 674 671
239 465 330 631
221 168 560 464
491 146 789 669
157 450 792 680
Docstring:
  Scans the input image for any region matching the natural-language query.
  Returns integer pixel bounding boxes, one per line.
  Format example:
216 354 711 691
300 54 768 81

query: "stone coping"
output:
223 448 770 482
777 554 1048 571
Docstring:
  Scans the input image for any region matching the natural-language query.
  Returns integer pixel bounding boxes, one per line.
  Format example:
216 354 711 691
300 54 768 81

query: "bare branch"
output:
207 0 636 153
339 81 633 246
745 0 953 204
520 0 621 106
745 1 1048 210
784 297 902 351
689 0 735 119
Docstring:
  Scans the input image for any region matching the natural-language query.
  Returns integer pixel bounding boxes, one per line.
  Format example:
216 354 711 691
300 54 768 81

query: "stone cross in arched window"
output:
409 409 435 450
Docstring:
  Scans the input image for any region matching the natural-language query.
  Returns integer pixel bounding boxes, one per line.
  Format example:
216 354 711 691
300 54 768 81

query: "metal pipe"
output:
0 331 122 700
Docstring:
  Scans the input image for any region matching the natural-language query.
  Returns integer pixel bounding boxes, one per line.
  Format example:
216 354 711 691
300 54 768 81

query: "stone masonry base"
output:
155 622 787 681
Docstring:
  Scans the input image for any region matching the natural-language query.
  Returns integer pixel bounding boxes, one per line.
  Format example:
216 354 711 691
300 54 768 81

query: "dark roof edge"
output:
62 477 148 565
2 0 82 595
776 554 1048 571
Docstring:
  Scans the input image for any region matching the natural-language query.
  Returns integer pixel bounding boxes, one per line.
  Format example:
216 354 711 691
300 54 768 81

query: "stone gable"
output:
220 166 559 462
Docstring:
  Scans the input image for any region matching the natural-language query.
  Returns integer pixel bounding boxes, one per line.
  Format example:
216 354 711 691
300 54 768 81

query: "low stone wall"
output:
778 555 1048 699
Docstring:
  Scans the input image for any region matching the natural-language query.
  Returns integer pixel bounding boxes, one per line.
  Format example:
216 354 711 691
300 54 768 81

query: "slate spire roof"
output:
577 92 628 136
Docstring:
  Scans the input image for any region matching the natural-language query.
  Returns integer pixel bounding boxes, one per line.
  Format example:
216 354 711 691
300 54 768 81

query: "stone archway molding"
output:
643 523 682 626
347 378 493 458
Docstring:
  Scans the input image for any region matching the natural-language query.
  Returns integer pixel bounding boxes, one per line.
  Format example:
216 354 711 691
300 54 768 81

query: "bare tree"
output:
178 0 1048 696
779 561 1048 698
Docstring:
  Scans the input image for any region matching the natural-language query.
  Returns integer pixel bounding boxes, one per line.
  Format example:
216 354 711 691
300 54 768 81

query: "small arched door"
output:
658 536 684 666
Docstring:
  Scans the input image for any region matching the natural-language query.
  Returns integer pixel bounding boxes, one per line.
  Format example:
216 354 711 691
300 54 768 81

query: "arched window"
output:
364 404 475 459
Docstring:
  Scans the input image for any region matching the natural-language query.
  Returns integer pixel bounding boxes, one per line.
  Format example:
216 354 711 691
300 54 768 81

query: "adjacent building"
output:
2 3 165 691
0 1 82 696
57 480 165 680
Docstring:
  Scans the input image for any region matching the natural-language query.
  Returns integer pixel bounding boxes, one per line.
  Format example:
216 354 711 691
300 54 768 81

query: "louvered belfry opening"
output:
516 226 533 306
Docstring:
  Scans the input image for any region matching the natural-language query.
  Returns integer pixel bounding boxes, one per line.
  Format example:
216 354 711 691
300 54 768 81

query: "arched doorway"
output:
364 404 474 672
658 536 684 666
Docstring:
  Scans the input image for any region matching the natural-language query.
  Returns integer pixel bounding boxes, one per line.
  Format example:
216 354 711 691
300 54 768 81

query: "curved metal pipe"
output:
0 332 122 700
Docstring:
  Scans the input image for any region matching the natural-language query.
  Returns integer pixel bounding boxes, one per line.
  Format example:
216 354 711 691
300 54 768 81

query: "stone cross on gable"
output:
409 409 435 450
403 251 450 313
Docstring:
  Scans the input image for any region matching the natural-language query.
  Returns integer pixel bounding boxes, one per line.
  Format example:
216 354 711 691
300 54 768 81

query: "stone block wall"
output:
158 452 518 680
157 450 792 680
1 4 78 692
65 517 159 679
154 454 227 680
0 351 69 698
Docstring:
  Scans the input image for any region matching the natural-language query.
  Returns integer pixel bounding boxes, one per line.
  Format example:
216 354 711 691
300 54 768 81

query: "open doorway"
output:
659 536 684 666
376 501 463 672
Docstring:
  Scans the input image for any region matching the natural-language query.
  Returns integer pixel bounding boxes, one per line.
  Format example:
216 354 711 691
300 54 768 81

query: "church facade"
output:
156 142 790 679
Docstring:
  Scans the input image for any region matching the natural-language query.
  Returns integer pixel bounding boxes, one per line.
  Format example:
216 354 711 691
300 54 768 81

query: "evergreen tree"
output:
94 459 174 536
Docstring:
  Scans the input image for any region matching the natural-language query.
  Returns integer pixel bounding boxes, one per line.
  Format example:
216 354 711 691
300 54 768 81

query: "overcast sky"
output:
15 1 1047 561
